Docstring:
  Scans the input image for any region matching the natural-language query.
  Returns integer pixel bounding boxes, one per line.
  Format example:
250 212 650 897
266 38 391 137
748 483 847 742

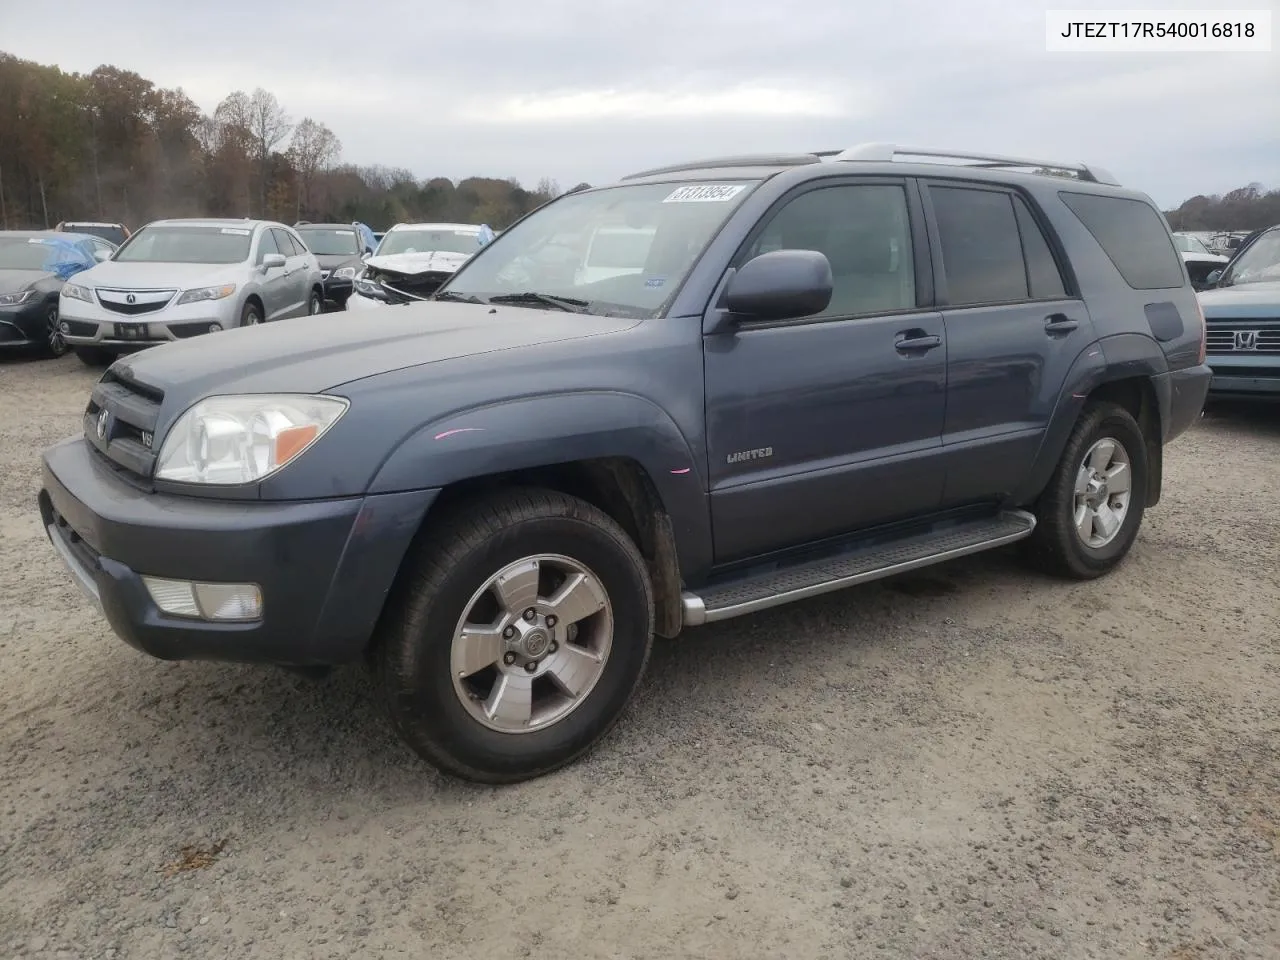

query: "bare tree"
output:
287 117 341 220
245 89 292 217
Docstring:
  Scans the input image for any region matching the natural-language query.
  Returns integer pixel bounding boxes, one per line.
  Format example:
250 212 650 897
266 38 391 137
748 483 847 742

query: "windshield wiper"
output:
487 292 591 313
434 290 488 304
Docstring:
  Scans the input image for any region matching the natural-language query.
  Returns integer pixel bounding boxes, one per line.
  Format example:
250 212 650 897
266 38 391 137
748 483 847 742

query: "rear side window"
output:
1059 192 1185 289
930 187 1028 305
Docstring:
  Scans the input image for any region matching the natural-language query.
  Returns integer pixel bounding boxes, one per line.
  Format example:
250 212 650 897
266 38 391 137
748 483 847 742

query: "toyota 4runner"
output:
39 143 1211 783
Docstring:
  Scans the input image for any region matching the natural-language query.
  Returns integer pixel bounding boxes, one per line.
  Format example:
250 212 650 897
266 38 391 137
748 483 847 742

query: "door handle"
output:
1044 313 1079 334
895 332 942 352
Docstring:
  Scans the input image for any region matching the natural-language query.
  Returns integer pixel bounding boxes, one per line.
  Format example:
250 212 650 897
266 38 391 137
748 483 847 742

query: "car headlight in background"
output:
61 283 92 303
176 283 236 306
354 278 384 298
155 394 349 484
334 267 357 280
0 289 38 306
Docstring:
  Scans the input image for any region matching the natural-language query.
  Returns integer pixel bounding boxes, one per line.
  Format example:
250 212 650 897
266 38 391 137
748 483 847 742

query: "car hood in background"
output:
108 302 640 401
1198 280 1280 317
363 251 470 277
74 260 247 289
0 268 55 295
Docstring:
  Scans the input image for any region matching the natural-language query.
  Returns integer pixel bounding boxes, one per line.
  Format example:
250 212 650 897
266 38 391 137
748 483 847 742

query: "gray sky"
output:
2 0 1276 207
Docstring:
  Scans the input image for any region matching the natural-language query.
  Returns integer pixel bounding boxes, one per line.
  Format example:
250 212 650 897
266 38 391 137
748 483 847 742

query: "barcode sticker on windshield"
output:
663 184 747 203
220 227 252 235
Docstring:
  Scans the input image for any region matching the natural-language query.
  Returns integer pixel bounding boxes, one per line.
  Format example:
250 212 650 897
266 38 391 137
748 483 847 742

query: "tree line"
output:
0 51 586 232
1163 184 1280 232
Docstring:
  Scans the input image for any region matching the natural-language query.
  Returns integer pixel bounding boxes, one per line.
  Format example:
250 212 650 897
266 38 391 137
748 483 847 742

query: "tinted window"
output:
741 184 916 318
931 187 1027 305
1013 196 1067 299
1059 192 1185 289
271 228 299 257
256 229 279 263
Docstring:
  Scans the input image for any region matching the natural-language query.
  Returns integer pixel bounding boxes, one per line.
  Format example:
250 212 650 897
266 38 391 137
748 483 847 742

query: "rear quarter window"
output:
1058 192 1185 290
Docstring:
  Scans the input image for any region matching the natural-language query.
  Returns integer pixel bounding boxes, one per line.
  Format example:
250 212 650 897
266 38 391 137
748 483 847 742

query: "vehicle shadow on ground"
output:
1200 399 1280 437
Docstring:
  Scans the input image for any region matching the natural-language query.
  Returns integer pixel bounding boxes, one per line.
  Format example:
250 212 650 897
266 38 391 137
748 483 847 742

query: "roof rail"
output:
621 153 822 181
828 142 1121 186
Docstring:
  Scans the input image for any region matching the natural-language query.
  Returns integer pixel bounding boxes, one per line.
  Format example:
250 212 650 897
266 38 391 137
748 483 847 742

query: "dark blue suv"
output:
39 143 1211 783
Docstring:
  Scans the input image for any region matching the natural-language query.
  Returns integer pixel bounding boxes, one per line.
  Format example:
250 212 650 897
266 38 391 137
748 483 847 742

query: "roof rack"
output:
823 142 1120 186
621 153 822 181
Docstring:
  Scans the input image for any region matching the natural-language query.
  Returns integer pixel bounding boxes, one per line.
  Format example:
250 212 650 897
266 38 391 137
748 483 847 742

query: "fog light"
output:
208 322 223 333
142 576 263 622
60 321 70 334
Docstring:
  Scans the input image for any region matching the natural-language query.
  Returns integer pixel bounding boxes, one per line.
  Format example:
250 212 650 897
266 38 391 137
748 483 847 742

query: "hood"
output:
364 251 469 277
110 302 639 401
0 268 54 294
1180 251 1229 265
316 253 363 270
77 260 245 289
1198 280 1280 317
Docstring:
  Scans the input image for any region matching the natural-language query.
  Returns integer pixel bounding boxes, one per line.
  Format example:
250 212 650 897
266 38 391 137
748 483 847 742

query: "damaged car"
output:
1173 232 1230 290
347 222 495 310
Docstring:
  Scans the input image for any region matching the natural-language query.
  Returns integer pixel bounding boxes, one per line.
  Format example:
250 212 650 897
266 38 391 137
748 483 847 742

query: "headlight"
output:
155 394 349 484
354 278 384 297
0 289 37 306
176 283 236 306
62 283 92 303
334 267 356 280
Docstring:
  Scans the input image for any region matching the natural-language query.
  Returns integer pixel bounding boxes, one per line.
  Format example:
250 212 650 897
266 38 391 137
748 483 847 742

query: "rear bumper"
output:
39 437 437 665
1159 364 1213 442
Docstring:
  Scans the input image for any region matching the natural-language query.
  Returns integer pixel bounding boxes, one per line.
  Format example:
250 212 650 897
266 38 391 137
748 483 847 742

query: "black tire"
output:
1023 401 1148 580
373 488 654 784
73 345 116 367
43 303 68 358
307 289 323 316
240 301 262 328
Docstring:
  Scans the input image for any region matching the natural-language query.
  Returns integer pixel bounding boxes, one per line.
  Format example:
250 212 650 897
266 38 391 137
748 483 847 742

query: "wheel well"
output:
1086 376 1163 507
429 458 686 639
244 294 264 317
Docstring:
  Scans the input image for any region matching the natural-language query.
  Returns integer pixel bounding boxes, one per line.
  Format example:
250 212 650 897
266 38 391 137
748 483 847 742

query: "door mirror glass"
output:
724 249 833 321
262 253 287 271
1205 268 1223 286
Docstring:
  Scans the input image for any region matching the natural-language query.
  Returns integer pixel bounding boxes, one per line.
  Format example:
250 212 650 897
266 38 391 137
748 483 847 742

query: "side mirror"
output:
261 253 287 271
723 249 833 322
93 249 112 262
1205 269 1223 286
362 251 371 260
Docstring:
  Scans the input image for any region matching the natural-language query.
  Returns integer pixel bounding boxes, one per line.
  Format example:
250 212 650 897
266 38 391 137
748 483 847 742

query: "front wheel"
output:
374 489 655 783
1023 401 1148 580
44 304 68 358
307 289 323 315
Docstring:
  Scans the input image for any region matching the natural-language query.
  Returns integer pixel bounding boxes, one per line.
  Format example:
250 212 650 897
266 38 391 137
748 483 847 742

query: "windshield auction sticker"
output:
663 185 747 203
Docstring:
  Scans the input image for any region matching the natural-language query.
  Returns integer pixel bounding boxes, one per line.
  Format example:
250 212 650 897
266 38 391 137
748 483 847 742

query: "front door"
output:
255 229 289 320
272 228 308 316
703 178 948 565
920 182 1097 505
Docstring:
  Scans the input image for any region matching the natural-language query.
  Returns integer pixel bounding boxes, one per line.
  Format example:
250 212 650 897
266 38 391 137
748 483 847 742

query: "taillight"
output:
1194 296 1207 364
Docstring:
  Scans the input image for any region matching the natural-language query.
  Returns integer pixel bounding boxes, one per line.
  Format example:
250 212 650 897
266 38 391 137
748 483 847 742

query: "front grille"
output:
95 288 177 316
84 368 164 481
1206 320 1280 355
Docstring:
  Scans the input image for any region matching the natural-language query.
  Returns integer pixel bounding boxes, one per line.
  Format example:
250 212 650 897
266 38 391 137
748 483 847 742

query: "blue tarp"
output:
477 224 496 247
34 235 98 279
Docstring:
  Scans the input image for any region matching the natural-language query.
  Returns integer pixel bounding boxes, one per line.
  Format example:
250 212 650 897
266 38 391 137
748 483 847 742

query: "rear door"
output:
702 177 948 564
921 181 1095 505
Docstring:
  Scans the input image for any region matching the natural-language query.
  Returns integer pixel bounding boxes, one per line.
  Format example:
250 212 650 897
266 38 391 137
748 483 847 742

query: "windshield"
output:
441 180 759 317
1173 235 1211 255
114 225 252 264
296 228 360 256
377 228 481 256
1223 229 1280 286
0 237 59 270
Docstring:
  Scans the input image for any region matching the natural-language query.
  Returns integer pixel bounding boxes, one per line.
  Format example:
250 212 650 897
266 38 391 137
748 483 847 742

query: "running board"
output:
681 510 1036 626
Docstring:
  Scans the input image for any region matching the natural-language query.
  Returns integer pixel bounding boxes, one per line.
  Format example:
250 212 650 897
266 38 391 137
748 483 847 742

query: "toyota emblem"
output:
96 408 109 441
126 293 137 304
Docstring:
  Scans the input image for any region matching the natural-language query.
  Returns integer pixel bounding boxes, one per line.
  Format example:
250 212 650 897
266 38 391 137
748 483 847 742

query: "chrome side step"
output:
681 510 1036 626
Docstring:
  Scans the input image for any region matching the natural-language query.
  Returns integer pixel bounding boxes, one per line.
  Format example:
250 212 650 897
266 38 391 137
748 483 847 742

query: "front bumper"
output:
321 276 354 302
39 437 437 665
0 300 52 348
1205 355 1280 399
59 295 239 348
345 290 391 311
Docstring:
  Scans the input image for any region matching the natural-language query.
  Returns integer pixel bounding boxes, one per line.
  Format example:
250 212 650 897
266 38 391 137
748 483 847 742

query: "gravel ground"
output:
1 352 1278 960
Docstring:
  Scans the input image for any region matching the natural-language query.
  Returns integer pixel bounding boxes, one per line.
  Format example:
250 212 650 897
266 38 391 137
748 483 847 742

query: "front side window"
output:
115 226 252 265
442 180 760 317
1222 228 1280 286
737 183 917 318
271 229 300 257
296 228 360 256
256 228 280 264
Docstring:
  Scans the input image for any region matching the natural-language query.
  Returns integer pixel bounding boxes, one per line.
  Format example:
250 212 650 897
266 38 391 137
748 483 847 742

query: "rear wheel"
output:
1023 402 1148 579
44 304 68 358
374 489 654 783
73 345 116 367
